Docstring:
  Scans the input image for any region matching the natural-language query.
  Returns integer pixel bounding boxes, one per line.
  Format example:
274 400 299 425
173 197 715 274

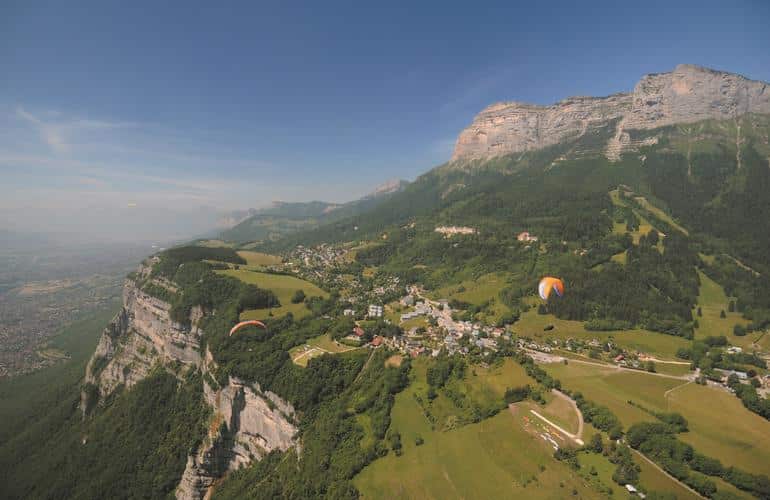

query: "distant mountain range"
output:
219 179 409 242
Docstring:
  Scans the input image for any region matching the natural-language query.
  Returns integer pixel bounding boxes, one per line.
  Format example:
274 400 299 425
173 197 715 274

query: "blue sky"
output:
1 0 768 241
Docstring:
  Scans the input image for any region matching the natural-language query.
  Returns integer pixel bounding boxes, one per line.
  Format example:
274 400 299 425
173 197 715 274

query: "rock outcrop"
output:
81 262 299 500
451 64 770 162
175 374 298 500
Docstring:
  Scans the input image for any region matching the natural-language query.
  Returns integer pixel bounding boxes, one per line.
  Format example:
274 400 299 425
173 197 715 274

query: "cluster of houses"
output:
399 300 430 321
434 225 476 237
516 231 539 242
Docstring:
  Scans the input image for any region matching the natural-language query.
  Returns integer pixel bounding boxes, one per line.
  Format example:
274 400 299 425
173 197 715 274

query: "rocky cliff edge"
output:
451 64 770 162
80 261 298 500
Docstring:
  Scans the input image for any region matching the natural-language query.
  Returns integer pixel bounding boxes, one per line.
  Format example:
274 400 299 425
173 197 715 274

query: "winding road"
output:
551 388 584 439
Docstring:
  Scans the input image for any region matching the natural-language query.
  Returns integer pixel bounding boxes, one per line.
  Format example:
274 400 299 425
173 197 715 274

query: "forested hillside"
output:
221 181 409 243
260 114 770 338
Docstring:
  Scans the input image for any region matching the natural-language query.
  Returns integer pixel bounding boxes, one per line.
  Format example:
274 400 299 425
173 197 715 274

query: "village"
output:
279 241 770 399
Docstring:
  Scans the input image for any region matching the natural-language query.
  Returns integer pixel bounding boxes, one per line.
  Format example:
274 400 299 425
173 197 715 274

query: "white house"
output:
368 304 383 318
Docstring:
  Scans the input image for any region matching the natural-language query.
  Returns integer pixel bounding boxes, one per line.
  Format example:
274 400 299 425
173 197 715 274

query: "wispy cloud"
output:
15 106 136 153
1 104 378 241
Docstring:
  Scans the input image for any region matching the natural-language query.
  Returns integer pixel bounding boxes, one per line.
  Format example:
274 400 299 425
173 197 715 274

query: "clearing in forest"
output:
236 251 283 267
217 269 327 320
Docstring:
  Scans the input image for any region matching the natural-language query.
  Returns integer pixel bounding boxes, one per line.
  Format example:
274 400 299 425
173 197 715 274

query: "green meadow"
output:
354 358 600 500
544 362 679 426
515 308 691 360
288 333 360 367
667 382 770 476
692 269 759 350
546 361 770 476
217 269 327 320
236 250 283 267
632 196 689 235
428 272 512 323
634 453 701 500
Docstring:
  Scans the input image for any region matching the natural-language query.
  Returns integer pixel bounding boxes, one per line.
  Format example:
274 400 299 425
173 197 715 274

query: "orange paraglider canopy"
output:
538 277 565 301
229 320 267 336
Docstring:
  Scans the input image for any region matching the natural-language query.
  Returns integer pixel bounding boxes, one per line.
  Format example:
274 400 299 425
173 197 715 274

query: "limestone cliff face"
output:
82 274 202 402
81 262 298 500
175 372 298 500
451 64 770 162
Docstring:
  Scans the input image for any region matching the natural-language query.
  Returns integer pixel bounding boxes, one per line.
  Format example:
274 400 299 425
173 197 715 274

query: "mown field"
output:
236 250 282 267
667 382 770 476
355 386 600 499
216 269 327 320
515 308 691 360
288 333 360 367
544 361 679 426
355 354 707 499
546 361 770 477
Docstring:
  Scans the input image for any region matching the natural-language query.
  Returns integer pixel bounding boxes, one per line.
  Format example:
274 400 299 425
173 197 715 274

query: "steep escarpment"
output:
176 373 298 499
80 261 298 500
452 64 770 162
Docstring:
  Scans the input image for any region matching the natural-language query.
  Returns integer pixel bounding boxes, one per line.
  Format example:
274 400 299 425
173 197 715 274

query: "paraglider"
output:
538 277 564 301
229 320 267 336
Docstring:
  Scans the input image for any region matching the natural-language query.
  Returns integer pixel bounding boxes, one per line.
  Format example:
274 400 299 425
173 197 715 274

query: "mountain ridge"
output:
452 64 770 162
220 179 409 243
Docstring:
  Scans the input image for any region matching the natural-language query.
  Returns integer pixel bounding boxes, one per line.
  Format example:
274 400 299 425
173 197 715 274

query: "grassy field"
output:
609 189 663 250
196 239 234 248
610 190 654 244
393 357 534 433
366 354 717 498
355 406 601 499
634 452 701 499
692 269 760 350
288 333 360 367
544 362 680 427
610 250 627 265
428 273 512 323
546 360 770 477
651 362 692 377
667 382 770 476
462 358 533 404
236 251 282 267
400 316 430 331
539 392 580 435
632 196 689 235
515 308 691 360
575 452 617 495
217 269 328 320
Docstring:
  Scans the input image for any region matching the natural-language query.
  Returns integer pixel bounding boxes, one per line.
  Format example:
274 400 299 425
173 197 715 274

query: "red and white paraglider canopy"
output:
229 320 267 336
